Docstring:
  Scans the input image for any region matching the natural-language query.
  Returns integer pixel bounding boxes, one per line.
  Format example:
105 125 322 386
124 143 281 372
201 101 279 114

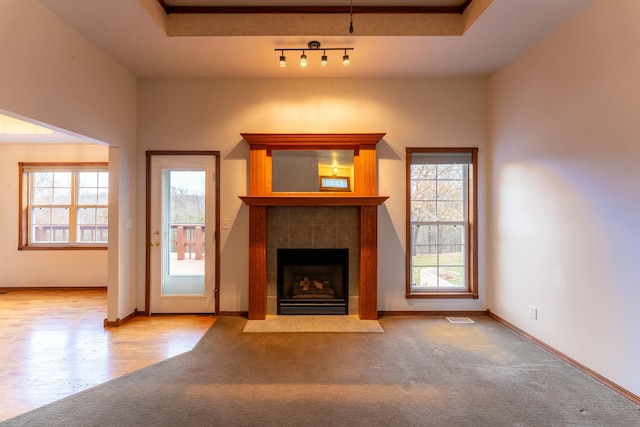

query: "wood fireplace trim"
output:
240 133 387 320
239 195 388 206
241 133 385 197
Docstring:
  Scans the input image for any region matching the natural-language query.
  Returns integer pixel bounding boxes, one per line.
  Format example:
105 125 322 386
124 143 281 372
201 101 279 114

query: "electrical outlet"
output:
222 218 230 230
530 306 537 320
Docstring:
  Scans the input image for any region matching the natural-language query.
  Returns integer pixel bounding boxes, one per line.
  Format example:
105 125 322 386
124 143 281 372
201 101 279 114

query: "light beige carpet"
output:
4 316 640 426
242 315 384 332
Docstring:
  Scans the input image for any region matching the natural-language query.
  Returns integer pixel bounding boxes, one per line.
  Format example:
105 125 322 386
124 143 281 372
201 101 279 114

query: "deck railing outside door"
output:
171 224 205 260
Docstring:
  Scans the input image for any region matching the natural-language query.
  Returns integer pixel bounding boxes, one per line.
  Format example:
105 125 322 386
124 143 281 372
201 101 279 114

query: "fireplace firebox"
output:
277 248 349 315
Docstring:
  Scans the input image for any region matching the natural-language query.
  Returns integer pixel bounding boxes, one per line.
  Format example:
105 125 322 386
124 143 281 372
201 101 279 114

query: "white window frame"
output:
18 162 109 250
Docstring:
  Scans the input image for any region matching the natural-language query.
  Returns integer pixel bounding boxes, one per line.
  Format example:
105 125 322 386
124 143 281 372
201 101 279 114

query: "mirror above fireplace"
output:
271 149 354 193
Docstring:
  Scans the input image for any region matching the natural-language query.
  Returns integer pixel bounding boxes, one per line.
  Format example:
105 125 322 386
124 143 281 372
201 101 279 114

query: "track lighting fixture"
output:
275 41 353 68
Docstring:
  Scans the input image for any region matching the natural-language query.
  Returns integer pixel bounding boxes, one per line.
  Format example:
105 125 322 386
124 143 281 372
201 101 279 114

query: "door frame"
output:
144 150 221 315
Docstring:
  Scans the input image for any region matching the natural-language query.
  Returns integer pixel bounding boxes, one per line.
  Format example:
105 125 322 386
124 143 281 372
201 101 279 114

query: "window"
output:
19 163 109 249
406 148 478 299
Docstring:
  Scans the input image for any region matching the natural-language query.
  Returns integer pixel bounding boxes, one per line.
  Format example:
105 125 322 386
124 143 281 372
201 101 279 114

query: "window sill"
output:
407 291 478 299
18 245 108 251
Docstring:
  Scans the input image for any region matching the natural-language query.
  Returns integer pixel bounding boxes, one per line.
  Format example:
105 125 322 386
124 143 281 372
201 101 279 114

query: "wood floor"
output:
0 288 216 422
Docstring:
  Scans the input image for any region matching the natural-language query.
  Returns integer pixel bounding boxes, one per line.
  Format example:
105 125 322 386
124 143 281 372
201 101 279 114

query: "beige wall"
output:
138 77 489 313
0 144 109 287
0 0 138 321
488 0 640 396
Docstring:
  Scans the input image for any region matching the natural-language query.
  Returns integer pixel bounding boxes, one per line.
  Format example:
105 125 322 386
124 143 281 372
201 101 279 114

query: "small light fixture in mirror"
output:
319 176 351 192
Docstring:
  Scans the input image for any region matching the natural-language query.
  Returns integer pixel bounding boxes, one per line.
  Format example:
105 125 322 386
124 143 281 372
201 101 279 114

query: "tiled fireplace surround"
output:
240 133 388 320
266 206 360 315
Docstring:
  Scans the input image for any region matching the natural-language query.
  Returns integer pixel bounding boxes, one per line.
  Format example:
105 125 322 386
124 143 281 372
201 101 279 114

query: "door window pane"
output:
164 170 205 289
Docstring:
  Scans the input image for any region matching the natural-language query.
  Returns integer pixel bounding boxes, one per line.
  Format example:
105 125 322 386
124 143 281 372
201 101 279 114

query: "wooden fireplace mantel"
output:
241 132 386 148
240 133 387 320
239 195 388 207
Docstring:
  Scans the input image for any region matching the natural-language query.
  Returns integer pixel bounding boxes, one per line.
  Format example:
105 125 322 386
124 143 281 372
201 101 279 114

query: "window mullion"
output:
69 172 78 244
27 174 35 244
463 166 469 222
435 171 440 287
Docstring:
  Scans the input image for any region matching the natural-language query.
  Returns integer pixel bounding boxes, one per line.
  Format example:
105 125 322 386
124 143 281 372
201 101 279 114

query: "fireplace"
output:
277 248 348 315
239 133 388 320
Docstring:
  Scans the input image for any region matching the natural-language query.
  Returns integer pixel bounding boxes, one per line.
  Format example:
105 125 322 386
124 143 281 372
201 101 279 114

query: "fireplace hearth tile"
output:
348 297 359 315
242 315 384 333
267 296 277 315
312 224 337 247
312 206 336 224
290 224 313 247
267 224 289 248
336 223 359 248
336 206 358 223
266 272 277 295
290 207 313 225
268 206 290 225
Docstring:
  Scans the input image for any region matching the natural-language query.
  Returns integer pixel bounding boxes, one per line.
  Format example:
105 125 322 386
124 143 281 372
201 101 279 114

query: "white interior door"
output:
150 155 216 313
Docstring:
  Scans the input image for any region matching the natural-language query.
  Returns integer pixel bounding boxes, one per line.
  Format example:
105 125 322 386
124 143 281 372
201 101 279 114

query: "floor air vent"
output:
446 317 475 324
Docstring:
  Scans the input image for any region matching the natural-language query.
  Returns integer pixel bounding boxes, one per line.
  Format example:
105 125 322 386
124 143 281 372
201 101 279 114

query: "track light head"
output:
279 53 286 67
321 53 328 67
300 53 307 67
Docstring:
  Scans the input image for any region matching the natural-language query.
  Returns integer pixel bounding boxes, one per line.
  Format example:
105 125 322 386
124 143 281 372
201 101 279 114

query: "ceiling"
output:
163 1 466 5
2 0 593 143
162 1 467 6
0 112 100 144
36 0 593 79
